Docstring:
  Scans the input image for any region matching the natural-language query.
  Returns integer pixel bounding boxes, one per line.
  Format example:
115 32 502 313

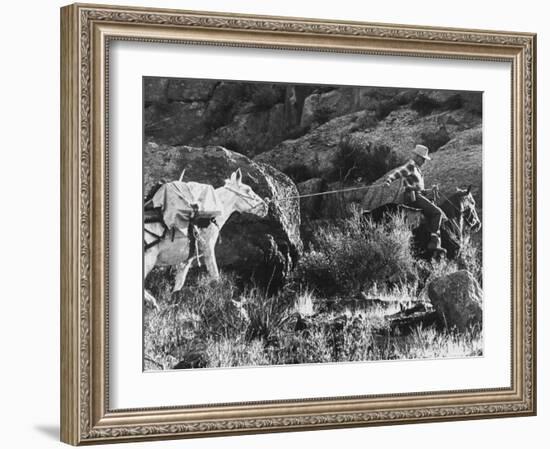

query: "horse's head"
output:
453 185 481 232
223 169 268 217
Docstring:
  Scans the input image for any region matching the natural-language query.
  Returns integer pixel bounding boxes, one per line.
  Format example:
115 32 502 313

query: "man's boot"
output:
427 232 446 255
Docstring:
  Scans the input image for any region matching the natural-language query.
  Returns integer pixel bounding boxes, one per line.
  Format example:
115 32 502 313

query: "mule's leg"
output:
173 256 200 292
144 290 160 310
203 236 220 280
144 248 160 309
203 252 219 280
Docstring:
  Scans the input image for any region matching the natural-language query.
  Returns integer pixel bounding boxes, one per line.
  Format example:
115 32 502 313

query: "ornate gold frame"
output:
60 3 536 445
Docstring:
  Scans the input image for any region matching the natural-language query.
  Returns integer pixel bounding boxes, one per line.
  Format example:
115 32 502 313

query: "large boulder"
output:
427 270 482 331
145 144 302 291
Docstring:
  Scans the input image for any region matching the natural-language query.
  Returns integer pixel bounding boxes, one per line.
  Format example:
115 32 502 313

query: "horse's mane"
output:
439 191 462 221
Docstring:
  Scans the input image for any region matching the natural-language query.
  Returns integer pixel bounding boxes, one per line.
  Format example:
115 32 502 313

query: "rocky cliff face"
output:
145 78 315 157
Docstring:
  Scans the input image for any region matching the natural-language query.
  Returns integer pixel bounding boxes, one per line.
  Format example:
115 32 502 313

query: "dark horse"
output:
363 186 481 259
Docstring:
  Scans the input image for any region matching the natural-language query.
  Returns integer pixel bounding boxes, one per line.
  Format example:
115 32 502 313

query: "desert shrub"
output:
176 273 247 340
411 93 441 116
335 135 401 184
296 208 417 297
419 126 451 153
241 286 295 342
295 249 337 296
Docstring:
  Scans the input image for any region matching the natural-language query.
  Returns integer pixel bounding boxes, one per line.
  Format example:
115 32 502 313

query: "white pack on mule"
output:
143 169 268 309
149 181 222 235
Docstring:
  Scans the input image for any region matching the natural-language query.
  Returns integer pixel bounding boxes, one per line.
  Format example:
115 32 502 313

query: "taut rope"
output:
276 182 386 201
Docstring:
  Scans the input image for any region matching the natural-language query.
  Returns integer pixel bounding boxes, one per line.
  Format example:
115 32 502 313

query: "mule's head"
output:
455 185 481 232
224 169 268 217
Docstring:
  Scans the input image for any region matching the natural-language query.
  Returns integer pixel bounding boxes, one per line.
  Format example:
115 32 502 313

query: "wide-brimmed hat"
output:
412 144 431 160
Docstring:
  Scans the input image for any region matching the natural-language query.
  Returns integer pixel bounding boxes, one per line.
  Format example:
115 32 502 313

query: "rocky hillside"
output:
145 78 483 220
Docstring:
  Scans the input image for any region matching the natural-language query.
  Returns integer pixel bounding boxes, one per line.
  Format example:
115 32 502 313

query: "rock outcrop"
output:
145 144 302 291
427 270 483 331
145 78 315 156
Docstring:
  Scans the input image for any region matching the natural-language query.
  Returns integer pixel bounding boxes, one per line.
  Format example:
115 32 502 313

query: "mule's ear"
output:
466 184 472 194
235 168 243 184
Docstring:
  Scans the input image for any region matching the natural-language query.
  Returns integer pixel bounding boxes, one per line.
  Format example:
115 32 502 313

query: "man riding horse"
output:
382 144 445 254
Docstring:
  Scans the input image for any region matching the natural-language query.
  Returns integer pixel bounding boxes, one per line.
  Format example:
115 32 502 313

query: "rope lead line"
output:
276 182 386 201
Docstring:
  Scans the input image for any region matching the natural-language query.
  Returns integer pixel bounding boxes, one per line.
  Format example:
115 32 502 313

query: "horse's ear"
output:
467 184 472 194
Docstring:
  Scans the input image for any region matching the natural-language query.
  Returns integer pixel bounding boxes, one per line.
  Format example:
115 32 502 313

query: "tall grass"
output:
392 325 483 359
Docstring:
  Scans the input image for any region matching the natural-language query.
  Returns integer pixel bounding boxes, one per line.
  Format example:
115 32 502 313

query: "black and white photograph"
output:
143 77 483 371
